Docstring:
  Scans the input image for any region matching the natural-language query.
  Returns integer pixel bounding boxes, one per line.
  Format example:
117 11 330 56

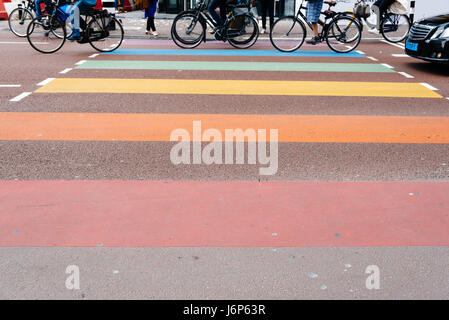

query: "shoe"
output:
306 36 321 45
67 32 81 41
146 30 153 35
261 28 266 34
368 28 379 34
152 31 158 36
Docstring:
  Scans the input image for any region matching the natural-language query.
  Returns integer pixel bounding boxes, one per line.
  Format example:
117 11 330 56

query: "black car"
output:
405 14 449 63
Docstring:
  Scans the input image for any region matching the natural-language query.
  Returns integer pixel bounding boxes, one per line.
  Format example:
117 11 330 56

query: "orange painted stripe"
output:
1 112 449 143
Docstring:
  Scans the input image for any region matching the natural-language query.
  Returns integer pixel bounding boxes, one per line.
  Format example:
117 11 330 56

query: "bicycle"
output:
270 0 362 53
9 0 73 38
8 0 37 37
349 0 411 43
26 0 124 54
171 0 259 49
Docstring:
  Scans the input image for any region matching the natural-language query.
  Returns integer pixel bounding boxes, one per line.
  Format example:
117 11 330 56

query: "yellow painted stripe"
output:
1 112 449 143
34 78 443 98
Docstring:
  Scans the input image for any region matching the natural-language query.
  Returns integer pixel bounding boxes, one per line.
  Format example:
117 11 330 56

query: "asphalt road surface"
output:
0 17 448 300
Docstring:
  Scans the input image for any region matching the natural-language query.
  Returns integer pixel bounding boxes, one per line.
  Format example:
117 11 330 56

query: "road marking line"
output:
0 84 21 88
77 60 396 73
381 63 394 69
75 60 87 65
59 68 73 74
420 82 439 91
367 56 378 61
37 78 55 86
392 54 409 57
1 112 449 143
356 50 365 54
89 53 99 58
35 78 442 98
398 72 414 79
381 39 405 49
9 92 32 102
104 48 365 58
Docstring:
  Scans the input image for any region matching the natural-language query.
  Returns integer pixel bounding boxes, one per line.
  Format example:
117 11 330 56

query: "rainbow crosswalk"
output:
1 41 449 248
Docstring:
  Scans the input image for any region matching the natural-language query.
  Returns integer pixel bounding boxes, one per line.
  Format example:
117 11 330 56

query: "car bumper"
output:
405 38 449 63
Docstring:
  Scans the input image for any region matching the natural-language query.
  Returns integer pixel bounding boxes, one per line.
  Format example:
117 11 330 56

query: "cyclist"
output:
67 0 97 40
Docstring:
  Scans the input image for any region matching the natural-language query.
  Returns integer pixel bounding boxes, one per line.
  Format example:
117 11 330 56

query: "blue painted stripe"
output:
103 49 365 58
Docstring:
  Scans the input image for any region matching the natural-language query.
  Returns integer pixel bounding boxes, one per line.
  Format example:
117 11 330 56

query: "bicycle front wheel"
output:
270 16 306 52
171 12 205 49
27 15 66 54
380 13 410 43
8 7 34 37
326 16 361 53
227 14 259 49
88 16 124 52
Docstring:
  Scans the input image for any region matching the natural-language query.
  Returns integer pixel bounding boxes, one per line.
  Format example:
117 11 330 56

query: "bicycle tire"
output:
88 16 124 52
269 16 306 52
27 15 66 54
171 12 205 49
380 13 410 43
326 15 362 53
8 7 35 37
227 14 259 49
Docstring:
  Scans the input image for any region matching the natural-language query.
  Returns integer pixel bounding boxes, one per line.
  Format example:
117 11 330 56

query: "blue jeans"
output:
70 0 97 34
208 0 226 26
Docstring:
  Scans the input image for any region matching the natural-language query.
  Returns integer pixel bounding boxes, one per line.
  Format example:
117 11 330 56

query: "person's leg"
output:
371 4 381 29
68 2 81 40
268 0 274 29
208 0 223 26
306 0 323 44
261 0 267 30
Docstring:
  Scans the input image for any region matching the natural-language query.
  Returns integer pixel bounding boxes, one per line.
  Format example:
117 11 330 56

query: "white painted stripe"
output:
89 53 99 58
37 78 55 86
367 56 378 61
381 39 405 49
356 50 365 54
392 54 409 57
0 84 21 88
9 92 32 102
420 83 439 91
59 68 73 74
381 63 394 69
75 60 87 65
398 72 414 79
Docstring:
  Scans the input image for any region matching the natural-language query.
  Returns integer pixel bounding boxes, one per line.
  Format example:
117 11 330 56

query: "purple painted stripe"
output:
123 39 329 48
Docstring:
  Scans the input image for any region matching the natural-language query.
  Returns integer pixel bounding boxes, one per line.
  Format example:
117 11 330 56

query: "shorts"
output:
306 0 324 23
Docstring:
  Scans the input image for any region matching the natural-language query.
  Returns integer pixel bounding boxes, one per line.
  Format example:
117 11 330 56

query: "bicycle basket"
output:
354 3 370 18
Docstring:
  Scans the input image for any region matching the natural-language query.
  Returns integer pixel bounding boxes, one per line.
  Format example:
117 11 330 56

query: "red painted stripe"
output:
0 181 448 247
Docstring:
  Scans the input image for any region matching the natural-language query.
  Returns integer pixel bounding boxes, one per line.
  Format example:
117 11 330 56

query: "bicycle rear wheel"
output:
171 12 205 49
380 13 410 43
227 14 259 49
270 16 306 52
8 7 34 37
88 16 124 52
27 15 66 54
326 16 361 53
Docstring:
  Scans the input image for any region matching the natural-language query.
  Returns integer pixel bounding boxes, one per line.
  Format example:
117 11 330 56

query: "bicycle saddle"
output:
324 1 337 7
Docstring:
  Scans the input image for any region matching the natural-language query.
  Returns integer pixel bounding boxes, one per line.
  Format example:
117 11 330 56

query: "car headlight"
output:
441 28 449 38
431 26 449 39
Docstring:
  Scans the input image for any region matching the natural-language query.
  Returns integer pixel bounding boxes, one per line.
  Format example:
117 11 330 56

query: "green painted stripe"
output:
77 60 396 73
